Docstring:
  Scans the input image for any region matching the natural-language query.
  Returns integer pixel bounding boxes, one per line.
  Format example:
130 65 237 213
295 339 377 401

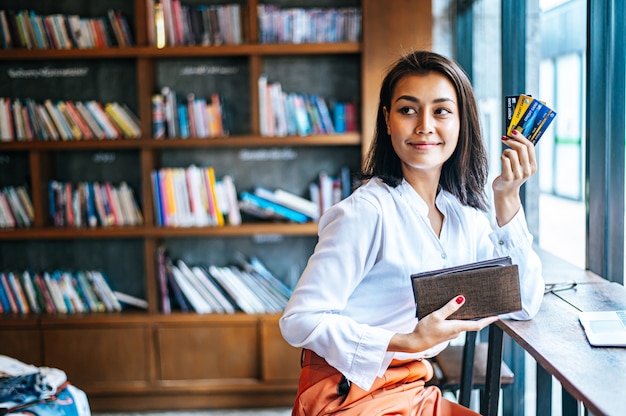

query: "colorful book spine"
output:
239 191 309 223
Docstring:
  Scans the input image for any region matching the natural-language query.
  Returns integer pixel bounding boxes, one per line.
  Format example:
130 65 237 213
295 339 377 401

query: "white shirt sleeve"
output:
279 196 397 391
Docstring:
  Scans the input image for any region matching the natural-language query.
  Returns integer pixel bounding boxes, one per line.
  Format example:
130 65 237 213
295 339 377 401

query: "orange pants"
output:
292 349 480 416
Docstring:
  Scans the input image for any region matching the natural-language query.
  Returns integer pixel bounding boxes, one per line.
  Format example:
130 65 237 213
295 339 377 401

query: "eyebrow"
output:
394 95 456 105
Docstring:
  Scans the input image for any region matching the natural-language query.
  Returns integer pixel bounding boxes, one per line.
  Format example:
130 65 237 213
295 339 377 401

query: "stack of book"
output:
238 167 353 223
147 0 243 48
0 186 34 228
48 180 143 228
258 76 356 137
0 269 134 314
239 186 319 224
157 247 291 314
0 9 134 50
257 5 361 44
0 98 141 142
153 89 228 139
151 165 240 227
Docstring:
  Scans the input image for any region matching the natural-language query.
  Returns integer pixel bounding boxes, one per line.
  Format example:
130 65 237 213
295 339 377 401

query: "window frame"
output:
586 0 625 283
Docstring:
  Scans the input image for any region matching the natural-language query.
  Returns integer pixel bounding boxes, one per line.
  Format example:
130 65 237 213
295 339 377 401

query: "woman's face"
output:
384 72 460 179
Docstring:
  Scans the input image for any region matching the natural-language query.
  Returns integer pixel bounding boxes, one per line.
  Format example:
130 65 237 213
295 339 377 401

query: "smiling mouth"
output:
408 141 440 148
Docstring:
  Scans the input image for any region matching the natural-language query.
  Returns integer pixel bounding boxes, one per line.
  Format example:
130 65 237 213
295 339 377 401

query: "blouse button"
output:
499 240 505 245
441 252 447 259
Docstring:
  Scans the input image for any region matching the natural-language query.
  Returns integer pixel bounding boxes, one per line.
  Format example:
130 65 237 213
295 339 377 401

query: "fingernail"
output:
456 295 465 304
501 135 509 141
511 129 519 135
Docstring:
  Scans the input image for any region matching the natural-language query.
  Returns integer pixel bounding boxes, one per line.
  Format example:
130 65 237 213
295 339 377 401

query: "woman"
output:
280 50 544 415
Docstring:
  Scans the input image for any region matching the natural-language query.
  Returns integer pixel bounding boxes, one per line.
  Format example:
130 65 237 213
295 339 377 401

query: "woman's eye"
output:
399 107 416 115
435 108 452 115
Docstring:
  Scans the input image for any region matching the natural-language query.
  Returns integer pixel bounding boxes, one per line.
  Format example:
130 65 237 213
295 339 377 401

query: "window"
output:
536 1 586 268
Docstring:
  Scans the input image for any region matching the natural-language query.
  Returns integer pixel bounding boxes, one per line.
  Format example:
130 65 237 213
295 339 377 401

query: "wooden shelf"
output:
0 132 360 151
0 42 361 60
0 222 318 239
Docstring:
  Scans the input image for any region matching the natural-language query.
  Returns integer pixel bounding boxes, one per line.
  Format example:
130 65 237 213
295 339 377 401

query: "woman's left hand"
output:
492 129 538 226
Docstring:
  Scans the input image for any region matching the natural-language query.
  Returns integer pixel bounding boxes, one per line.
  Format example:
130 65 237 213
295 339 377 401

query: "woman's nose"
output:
415 112 434 134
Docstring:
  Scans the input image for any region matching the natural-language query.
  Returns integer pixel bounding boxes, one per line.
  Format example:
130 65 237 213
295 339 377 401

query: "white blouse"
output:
279 177 544 391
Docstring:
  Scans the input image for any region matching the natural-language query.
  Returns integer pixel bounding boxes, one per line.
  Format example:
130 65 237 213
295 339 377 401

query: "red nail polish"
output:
511 129 519 135
501 135 509 141
456 296 465 304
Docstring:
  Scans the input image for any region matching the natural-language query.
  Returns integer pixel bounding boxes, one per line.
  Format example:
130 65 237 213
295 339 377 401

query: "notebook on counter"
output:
579 310 626 347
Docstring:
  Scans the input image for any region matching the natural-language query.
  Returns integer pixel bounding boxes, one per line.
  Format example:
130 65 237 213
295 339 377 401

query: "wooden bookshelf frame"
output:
0 0 432 410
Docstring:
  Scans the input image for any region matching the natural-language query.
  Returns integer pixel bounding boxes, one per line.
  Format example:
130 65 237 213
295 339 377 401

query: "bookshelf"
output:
0 0 431 410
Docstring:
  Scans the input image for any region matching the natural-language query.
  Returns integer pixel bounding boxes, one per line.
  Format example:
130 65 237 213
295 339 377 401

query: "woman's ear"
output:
383 106 390 134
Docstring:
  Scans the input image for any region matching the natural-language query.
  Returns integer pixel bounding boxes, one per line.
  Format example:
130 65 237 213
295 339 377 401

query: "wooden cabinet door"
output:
259 315 301 382
0 328 43 366
156 321 258 381
42 326 151 389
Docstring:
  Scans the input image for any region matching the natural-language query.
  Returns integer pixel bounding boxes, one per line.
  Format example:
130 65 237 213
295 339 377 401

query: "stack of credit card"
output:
505 94 556 145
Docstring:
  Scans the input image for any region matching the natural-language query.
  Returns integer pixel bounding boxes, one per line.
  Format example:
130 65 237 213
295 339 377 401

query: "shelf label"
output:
92 152 116 163
239 148 297 161
179 65 239 76
252 234 285 244
7 67 89 79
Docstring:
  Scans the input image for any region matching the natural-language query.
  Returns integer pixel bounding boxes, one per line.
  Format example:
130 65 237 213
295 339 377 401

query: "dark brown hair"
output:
362 50 489 211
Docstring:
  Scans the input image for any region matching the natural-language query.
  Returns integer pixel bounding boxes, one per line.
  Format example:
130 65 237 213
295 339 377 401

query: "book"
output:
105 102 141 139
154 0 166 48
411 256 521 320
205 167 224 226
253 186 318 220
170 262 212 313
88 270 122 312
152 94 166 139
57 101 83 139
185 165 210 226
64 101 93 139
7 271 29 313
156 245 171 313
34 272 56 314
206 265 261 314
114 291 148 309
191 265 236 313
57 271 86 313
239 191 309 223
222 174 241 226
76 270 104 312
1 272 19 313
86 100 121 139
151 170 164 226
44 99 71 140
176 259 223 312
75 101 107 139
0 273 11 312
82 182 98 228
165 257 189 311
234 253 292 300
43 271 67 314
20 271 40 313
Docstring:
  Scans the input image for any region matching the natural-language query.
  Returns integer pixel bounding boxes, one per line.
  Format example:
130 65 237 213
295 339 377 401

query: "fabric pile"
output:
0 355 90 416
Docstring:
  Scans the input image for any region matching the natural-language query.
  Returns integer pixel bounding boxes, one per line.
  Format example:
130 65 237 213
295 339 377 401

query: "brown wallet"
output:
411 256 522 320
